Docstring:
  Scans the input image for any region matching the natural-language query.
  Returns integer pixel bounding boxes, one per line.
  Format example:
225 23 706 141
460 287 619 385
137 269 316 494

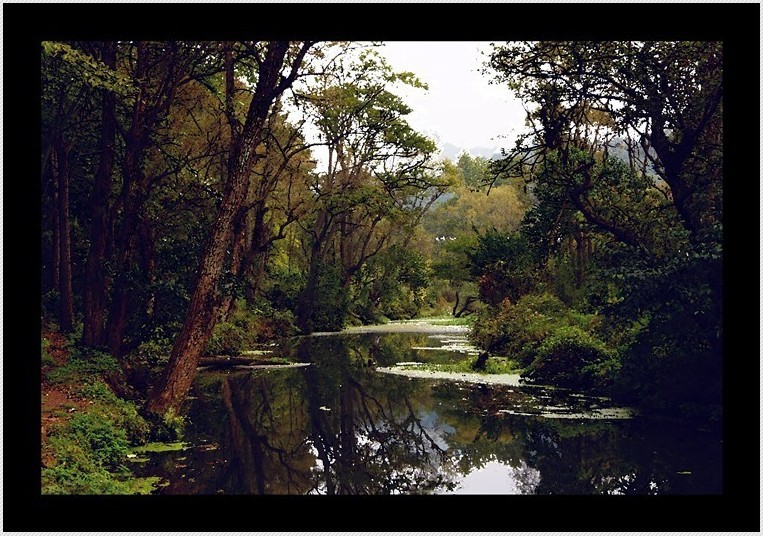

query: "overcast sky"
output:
378 41 527 157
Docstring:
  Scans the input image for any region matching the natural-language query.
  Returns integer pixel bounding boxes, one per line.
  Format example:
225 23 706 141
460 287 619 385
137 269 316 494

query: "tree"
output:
81 41 118 347
147 41 316 416
486 41 723 415
51 136 75 332
487 41 722 244
105 41 215 356
421 158 530 315
295 49 445 332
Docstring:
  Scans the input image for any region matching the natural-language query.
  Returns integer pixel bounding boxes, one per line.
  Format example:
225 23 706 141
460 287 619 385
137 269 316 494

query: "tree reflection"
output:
218 373 314 494
162 332 720 495
298 336 458 494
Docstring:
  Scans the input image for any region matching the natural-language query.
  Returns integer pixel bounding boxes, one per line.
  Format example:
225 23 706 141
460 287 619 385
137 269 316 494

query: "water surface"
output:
134 325 722 494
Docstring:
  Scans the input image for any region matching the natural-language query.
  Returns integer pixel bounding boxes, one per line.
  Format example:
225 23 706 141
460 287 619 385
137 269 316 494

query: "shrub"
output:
135 325 176 367
42 336 55 366
471 292 573 365
42 437 131 494
206 321 252 356
471 292 619 391
67 413 130 470
143 407 185 442
79 381 150 444
311 262 349 332
526 325 618 390
206 302 298 355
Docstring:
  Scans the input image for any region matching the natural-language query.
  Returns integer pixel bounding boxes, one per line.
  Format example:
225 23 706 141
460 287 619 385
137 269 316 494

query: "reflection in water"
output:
446 460 541 494
134 331 722 495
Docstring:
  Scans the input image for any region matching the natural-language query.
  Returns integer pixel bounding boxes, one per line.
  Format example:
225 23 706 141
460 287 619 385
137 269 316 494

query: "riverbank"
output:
41 329 165 494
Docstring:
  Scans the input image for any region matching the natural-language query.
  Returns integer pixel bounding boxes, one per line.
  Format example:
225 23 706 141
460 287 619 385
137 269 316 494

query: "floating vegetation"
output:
131 441 188 453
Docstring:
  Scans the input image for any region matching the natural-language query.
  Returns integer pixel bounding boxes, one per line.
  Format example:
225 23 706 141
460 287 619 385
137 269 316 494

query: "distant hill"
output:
439 142 502 161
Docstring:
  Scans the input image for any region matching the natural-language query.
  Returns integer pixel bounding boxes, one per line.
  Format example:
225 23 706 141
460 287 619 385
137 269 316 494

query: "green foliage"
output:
135 326 175 367
43 408 132 494
207 321 254 356
472 291 608 361
527 325 618 390
42 41 137 98
42 336 55 366
610 252 722 417
456 152 490 188
45 348 120 385
78 381 150 444
131 441 187 453
267 267 307 312
352 246 430 323
206 302 299 355
42 421 160 495
42 439 131 494
67 412 130 469
472 292 620 392
473 293 562 361
469 229 539 305
401 356 521 375
310 262 349 332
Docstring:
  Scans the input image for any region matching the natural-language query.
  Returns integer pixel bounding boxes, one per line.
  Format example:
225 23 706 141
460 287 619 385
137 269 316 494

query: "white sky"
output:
378 41 527 156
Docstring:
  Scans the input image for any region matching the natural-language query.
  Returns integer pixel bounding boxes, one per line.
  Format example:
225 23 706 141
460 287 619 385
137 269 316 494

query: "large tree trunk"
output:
217 203 250 322
82 42 117 348
147 41 309 416
53 138 75 333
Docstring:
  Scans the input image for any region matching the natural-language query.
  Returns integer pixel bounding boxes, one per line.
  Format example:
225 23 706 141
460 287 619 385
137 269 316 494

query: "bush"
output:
42 437 131 494
42 336 55 366
311 262 349 332
472 292 577 365
67 412 130 469
79 381 150 444
42 382 156 494
471 292 619 391
206 303 298 355
526 325 618 390
206 321 252 356
135 325 177 367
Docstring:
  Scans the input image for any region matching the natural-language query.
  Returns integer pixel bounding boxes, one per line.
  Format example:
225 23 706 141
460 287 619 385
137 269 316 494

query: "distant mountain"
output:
438 142 502 161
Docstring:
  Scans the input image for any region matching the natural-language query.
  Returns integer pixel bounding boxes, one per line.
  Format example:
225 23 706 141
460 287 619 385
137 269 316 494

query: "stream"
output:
133 322 722 494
